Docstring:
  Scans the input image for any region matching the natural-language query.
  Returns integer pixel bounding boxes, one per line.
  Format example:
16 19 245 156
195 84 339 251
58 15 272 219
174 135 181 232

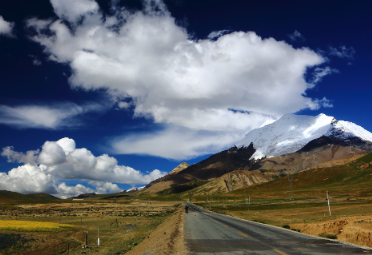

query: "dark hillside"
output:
0 190 59 202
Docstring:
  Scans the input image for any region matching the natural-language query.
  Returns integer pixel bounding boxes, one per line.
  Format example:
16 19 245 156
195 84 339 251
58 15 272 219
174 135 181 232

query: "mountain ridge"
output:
143 113 372 194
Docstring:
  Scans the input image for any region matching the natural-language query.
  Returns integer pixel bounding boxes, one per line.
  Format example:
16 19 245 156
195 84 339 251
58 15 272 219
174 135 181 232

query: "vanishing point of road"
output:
184 203 372 255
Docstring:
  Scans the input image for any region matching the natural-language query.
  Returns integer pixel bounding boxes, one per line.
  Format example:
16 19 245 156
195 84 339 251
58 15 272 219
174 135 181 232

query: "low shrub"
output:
319 233 337 239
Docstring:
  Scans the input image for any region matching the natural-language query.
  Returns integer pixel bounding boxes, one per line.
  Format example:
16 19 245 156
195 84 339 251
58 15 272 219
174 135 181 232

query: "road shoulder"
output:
127 204 188 255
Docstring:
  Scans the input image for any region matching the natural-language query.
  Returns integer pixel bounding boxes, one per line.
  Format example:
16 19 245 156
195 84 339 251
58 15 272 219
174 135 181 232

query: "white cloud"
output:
0 137 166 197
54 182 95 199
306 97 333 110
50 0 99 24
288 30 305 41
27 0 335 158
0 16 15 37
0 164 56 194
311 66 339 85
117 101 131 109
207 30 230 40
329 45 355 59
112 125 246 160
88 181 123 194
1 146 39 165
38 141 67 165
0 102 105 129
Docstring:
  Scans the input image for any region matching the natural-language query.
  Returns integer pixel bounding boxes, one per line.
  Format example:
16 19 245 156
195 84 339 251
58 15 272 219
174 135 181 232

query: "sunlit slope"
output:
154 151 372 200
228 151 372 199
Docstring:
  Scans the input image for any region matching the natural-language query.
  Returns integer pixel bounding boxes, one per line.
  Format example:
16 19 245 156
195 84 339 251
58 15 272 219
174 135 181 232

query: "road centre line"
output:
273 248 288 255
223 224 229 228
237 232 249 238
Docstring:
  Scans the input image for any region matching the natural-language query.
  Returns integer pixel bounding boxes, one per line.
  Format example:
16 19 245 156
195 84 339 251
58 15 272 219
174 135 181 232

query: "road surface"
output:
184 203 372 255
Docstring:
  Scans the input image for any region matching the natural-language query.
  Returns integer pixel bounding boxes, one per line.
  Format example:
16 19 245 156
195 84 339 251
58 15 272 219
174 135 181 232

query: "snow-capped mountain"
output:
125 186 145 193
236 113 372 160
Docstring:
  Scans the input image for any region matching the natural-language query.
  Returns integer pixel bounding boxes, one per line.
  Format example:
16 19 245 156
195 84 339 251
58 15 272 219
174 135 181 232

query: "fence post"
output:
98 226 100 246
84 231 88 248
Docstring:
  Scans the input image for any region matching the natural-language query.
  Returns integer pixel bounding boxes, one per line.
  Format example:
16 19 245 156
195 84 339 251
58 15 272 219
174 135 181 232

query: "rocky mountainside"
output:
169 162 190 175
144 113 372 194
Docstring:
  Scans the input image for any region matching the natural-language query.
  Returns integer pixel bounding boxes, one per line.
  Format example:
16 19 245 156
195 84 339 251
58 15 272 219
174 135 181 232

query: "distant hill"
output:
76 193 96 198
0 190 59 203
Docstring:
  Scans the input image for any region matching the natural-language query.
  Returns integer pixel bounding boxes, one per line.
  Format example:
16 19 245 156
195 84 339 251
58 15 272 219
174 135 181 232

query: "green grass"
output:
356 151 372 164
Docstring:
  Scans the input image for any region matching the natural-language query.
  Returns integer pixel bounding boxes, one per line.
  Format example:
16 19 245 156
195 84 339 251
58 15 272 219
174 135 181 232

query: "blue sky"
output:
0 0 371 198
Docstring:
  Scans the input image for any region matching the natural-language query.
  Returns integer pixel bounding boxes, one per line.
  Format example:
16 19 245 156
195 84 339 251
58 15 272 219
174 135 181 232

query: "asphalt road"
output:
184 203 372 255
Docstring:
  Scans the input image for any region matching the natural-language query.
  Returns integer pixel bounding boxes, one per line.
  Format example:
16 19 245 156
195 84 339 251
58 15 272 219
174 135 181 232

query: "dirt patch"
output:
126 205 187 255
291 215 372 248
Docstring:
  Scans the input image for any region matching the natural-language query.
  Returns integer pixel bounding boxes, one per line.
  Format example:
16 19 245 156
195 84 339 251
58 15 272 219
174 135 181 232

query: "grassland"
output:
0 198 180 255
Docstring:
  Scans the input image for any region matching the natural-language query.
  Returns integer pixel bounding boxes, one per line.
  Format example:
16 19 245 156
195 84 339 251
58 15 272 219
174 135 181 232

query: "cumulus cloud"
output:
0 102 105 129
0 137 165 197
88 181 123 194
50 0 99 24
288 30 305 42
27 0 334 158
0 16 15 37
0 164 56 194
54 183 95 199
1 146 39 165
329 45 355 59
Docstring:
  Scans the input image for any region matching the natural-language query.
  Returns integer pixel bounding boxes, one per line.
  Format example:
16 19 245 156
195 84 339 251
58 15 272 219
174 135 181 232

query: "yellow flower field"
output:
0 220 74 232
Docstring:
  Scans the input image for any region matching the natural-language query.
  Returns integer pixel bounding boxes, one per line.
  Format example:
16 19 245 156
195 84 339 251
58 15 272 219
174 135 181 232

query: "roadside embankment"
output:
291 215 372 248
126 204 187 255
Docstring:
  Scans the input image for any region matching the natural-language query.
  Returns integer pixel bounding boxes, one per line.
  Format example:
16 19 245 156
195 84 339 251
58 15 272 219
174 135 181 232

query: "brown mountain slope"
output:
256 144 367 174
180 146 367 196
181 169 276 197
144 138 371 194
145 145 256 193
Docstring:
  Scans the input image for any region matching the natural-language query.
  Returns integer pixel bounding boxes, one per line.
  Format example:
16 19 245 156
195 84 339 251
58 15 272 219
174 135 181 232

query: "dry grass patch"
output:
0 220 73 232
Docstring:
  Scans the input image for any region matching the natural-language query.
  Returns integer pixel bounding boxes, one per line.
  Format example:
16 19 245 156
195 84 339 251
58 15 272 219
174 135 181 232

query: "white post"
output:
327 191 331 216
98 226 100 245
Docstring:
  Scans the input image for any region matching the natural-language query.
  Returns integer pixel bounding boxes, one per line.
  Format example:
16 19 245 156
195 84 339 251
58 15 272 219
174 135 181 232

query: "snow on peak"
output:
236 113 372 160
126 186 145 192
